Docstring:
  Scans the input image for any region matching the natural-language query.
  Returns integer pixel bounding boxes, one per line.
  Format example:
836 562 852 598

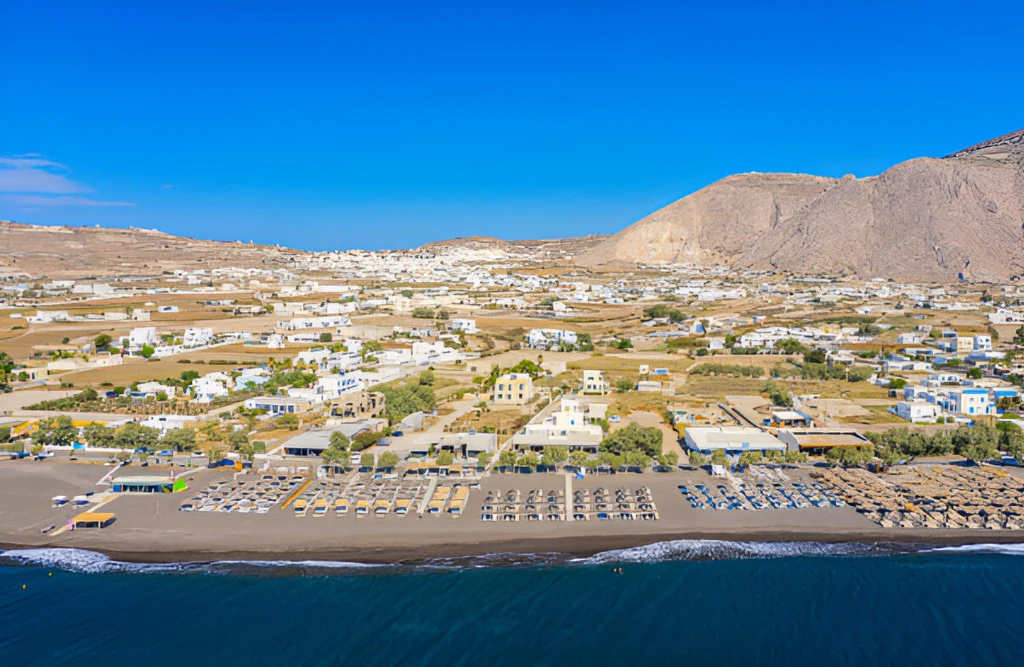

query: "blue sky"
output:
1 1 1021 250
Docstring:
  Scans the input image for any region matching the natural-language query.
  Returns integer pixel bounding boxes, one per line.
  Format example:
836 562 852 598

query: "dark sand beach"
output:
3 462 1023 564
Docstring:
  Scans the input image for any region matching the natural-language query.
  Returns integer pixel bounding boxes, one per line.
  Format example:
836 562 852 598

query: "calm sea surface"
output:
1 542 1022 666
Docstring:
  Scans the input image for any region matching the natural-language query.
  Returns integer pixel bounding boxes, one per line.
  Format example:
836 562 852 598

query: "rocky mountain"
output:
578 129 1024 282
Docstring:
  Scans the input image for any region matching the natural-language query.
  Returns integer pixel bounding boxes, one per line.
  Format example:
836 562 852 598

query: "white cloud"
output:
0 194 135 207
0 154 133 207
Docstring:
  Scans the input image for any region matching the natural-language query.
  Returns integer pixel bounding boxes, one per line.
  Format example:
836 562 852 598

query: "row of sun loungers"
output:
679 467 845 511
481 487 659 521
180 474 305 513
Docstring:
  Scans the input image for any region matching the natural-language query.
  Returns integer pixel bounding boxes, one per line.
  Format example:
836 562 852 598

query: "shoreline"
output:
5 529 1024 566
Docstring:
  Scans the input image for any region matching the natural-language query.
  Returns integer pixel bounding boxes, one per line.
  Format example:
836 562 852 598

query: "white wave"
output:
0 548 196 574
578 539 891 564
924 543 1024 556
0 547 389 575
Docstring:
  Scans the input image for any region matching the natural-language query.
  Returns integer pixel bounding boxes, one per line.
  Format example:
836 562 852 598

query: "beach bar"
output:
111 476 187 493
73 512 116 529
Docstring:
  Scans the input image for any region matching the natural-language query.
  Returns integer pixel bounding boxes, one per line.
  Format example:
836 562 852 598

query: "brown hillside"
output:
578 129 1024 282
0 222 303 278
575 173 839 266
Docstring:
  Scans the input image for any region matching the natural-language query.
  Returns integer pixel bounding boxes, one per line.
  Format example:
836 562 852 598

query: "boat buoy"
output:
22 584 26 590
48 572 53 577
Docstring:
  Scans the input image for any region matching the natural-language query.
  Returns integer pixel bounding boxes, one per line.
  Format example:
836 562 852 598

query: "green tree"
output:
140 343 155 358
688 451 708 467
600 422 663 457
622 450 651 470
542 445 568 468
227 430 250 451
776 338 806 355
84 423 116 448
783 450 809 464
181 370 200 383
319 332 333 343
656 451 679 469
45 415 78 446
498 450 518 469
162 427 197 452
803 348 827 364
1014 326 1024 346
113 422 159 451
475 451 492 467
615 377 634 393
378 451 400 468
237 441 256 463
0 351 16 389
516 451 540 470
0 427 11 444
967 367 983 380
737 451 764 467
762 380 793 407
595 451 623 469
436 450 455 466
321 446 347 471
359 451 375 469
568 450 591 468
329 431 351 451
710 449 728 467
94 333 113 350
276 413 300 429
418 370 435 386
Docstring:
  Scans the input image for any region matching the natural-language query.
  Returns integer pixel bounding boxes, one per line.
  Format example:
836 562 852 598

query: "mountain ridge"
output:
577 129 1024 282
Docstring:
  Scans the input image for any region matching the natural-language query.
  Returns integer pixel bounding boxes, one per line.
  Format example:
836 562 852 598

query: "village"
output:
2 245 1024 552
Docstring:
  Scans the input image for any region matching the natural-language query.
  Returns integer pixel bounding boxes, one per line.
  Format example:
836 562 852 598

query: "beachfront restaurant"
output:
73 512 116 529
111 475 187 493
683 427 787 456
775 428 872 454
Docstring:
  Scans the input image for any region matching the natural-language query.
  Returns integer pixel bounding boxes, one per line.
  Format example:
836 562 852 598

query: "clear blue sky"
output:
1 1 1021 250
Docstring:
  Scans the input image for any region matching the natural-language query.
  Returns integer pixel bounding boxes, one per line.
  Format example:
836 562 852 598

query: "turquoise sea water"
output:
2 542 1023 666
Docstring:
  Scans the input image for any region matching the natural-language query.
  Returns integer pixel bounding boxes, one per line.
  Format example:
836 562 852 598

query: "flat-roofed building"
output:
492 373 534 406
776 428 872 453
243 396 311 415
684 426 787 455
582 370 609 395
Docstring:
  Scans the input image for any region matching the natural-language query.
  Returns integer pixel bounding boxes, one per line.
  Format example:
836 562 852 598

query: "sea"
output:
2 540 1023 666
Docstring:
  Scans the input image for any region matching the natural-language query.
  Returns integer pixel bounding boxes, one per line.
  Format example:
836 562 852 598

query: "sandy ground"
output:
0 390 78 413
3 462 1022 564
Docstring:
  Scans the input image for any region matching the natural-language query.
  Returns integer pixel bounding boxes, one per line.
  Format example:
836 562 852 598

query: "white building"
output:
128 327 159 348
450 318 478 334
183 327 215 347
896 401 942 423
684 427 787 455
527 328 578 349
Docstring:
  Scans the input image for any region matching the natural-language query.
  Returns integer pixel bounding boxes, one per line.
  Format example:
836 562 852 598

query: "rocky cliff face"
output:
576 173 838 266
578 129 1024 282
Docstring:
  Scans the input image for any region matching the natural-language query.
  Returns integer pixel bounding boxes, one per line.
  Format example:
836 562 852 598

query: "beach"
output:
3 462 1023 565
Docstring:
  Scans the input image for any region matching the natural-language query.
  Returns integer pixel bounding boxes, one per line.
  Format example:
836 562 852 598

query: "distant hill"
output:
420 234 608 258
0 222 302 278
578 129 1024 282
